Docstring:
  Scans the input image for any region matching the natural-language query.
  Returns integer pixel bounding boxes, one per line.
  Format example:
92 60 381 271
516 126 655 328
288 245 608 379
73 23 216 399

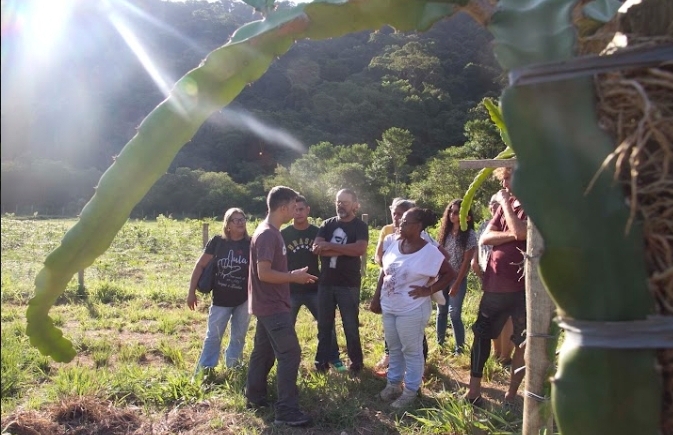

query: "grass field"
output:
1 216 524 434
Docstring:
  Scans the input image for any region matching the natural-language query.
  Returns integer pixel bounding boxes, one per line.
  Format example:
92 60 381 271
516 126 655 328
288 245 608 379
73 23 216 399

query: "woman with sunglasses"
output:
378 207 456 409
188 207 251 377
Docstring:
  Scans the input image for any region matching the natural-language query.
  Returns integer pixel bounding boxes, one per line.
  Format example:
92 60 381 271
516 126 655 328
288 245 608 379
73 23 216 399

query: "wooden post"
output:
458 159 518 169
202 222 209 248
361 213 369 277
523 220 556 435
78 270 85 292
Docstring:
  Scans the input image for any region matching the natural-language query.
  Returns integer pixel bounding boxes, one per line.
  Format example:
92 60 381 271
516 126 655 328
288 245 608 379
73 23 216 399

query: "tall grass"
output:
1 216 525 434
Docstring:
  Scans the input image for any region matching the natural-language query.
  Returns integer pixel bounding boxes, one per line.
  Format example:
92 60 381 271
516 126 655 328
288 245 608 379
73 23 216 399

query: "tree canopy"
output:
1 0 506 223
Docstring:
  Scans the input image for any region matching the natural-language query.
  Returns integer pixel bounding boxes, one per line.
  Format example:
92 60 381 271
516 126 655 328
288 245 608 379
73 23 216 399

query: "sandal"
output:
373 367 388 378
502 400 517 413
498 358 513 367
462 394 485 409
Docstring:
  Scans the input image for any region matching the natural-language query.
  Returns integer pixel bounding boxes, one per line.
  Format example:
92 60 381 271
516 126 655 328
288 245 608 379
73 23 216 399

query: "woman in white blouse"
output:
378 207 455 409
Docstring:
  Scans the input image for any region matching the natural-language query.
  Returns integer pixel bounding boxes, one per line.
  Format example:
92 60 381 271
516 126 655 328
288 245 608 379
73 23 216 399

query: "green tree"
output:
461 101 507 159
408 146 501 219
369 40 442 90
368 127 413 201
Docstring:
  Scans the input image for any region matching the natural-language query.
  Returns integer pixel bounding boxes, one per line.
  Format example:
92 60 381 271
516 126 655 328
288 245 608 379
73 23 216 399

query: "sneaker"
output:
314 361 330 373
331 360 348 372
379 383 403 401
274 410 313 427
391 387 417 409
375 354 389 370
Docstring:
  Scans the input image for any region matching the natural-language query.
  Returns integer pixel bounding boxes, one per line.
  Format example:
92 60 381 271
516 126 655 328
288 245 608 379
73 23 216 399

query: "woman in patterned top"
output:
435 199 477 354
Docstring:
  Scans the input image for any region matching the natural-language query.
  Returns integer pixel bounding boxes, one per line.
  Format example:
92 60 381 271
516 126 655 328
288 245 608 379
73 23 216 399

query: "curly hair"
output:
493 167 512 181
437 199 474 249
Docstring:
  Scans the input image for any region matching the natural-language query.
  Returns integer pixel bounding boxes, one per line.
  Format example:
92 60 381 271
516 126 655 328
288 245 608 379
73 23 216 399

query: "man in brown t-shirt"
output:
465 167 528 408
245 186 317 427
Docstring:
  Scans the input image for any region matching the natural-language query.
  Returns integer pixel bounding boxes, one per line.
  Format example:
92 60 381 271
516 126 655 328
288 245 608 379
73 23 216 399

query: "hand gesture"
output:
290 266 318 285
497 189 511 205
312 241 327 255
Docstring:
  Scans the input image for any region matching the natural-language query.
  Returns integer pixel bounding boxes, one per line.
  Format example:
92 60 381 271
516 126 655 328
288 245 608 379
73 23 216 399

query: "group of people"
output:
188 187 367 426
186 166 528 426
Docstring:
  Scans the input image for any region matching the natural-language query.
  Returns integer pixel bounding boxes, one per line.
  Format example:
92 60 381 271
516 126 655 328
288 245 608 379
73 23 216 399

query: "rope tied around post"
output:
524 390 551 402
557 315 673 349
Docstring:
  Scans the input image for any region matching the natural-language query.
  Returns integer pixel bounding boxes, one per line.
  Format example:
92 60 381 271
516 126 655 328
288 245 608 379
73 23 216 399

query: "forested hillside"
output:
1 0 505 222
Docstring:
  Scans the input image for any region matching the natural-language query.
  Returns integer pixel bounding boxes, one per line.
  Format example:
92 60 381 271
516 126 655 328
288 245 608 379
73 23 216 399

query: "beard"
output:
337 207 349 219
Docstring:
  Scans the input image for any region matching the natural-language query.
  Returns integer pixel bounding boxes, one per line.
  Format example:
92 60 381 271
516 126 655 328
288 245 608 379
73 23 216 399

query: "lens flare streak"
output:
107 10 173 99
220 108 306 153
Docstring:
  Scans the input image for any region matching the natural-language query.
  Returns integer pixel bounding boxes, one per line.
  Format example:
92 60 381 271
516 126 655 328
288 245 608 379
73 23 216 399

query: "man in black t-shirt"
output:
312 189 368 375
281 196 345 371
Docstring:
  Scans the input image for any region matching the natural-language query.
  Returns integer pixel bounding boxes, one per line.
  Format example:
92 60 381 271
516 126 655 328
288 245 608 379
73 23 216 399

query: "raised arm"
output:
492 190 527 241
480 197 527 246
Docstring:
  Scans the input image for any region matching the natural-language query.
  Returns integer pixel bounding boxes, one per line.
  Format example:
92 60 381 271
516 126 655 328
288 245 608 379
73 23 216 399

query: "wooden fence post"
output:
361 213 369 277
202 222 209 248
523 220 556 435
78 270 85 292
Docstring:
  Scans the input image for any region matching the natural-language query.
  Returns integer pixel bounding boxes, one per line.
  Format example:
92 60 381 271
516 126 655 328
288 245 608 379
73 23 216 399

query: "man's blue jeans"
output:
196 302 250 370
436 277 467 353
246 311 302 418
315 285 363 371
290 292 340 364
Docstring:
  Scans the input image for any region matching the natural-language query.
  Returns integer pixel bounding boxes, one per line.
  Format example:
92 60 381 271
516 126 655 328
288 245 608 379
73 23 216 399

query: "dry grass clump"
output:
590 34 673 435
0 396 258 435
1 397 141 435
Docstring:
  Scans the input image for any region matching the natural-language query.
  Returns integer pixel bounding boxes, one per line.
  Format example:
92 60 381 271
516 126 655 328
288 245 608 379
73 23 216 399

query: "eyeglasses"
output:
230 217 247 224
401 219 419 225
335 200 352 206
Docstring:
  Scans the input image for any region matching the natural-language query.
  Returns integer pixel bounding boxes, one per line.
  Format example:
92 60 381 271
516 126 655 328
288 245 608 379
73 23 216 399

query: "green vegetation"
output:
2 216 523 434
2 0 502 222
6 0 663 432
